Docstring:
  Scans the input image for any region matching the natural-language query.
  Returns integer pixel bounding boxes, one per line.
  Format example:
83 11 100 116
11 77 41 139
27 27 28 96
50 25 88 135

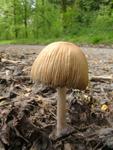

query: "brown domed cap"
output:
31 41 88 90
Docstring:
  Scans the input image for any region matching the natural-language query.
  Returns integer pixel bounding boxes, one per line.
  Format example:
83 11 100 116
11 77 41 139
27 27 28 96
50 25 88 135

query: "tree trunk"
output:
34 0 39 39
61 0 67 12
61 0 67 32
24 0 28 38
13 0 18 39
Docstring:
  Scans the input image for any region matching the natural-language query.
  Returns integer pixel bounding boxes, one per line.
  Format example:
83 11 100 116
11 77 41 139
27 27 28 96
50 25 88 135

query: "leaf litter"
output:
0 46 113 150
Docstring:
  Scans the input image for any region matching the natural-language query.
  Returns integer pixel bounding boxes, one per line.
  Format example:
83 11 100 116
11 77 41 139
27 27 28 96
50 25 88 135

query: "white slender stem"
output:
57 87 66 136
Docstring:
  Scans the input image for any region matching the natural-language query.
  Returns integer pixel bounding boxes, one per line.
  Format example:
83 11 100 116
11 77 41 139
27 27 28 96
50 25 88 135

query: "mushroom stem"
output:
57 87 66 136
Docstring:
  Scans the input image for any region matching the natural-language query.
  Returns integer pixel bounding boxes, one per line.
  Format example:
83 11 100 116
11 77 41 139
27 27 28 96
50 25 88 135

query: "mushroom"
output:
31 41 88 136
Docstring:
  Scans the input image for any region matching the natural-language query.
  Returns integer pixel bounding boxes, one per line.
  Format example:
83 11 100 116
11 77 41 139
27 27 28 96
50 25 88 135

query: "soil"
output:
0 44 113 150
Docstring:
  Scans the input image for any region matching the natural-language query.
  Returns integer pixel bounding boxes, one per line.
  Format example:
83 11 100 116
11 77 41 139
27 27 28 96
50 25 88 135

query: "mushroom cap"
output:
31 41 88 90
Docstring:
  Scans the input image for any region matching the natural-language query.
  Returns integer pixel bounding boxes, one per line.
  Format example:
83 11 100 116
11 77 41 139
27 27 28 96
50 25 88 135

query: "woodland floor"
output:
0 45 113 150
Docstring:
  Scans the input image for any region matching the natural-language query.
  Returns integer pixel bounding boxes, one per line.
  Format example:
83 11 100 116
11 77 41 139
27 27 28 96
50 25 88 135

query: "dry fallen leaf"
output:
101 104 108 111
0 96 7 101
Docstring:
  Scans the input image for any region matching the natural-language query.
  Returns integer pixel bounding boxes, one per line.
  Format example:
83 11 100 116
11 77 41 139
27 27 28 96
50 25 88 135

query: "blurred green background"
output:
0 0 113 45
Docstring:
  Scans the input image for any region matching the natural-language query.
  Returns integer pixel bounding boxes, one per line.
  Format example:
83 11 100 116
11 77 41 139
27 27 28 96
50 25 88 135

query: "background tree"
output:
0 0 113 44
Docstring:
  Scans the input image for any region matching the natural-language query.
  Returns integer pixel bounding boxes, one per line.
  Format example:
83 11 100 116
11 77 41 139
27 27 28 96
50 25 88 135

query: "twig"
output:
1 58 21 64
90 75 112 82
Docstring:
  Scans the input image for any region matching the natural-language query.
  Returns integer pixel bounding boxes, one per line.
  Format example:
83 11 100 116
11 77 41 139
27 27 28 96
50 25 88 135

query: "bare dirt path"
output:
0 44 113 76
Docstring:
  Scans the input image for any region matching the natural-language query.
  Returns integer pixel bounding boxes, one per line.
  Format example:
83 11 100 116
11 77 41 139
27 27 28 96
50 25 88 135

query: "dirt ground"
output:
0 44 113 150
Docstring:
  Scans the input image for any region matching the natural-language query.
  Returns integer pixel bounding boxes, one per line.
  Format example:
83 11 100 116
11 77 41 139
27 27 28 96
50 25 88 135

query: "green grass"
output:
65 28 113 45
0 40 16 44
0 27 113 45
0 38 63 45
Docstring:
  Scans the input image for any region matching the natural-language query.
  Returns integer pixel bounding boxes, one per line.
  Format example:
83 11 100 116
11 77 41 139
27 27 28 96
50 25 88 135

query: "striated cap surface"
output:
31 41 88 90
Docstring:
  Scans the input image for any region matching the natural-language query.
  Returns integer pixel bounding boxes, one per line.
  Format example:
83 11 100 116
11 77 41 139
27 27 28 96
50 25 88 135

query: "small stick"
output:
90 75 112 82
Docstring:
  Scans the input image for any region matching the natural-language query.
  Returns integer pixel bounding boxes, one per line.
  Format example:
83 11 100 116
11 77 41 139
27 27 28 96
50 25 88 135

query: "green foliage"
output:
0 0 113 45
